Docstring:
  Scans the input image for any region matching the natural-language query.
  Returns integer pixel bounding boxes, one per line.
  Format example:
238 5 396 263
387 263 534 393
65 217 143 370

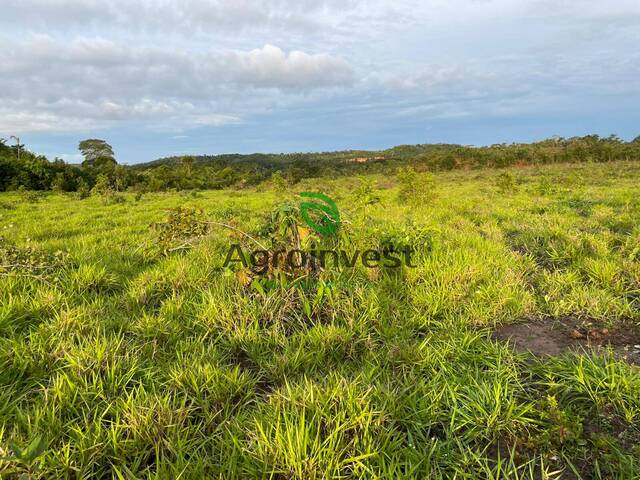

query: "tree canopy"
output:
79 139 117 168
2 134 640 193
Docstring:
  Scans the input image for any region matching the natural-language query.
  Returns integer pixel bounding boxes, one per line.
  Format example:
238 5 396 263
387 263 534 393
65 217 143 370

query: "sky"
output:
1 0 639 164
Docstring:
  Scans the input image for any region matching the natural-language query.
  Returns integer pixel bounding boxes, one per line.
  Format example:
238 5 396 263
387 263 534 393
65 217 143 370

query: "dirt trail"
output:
493 317 640 363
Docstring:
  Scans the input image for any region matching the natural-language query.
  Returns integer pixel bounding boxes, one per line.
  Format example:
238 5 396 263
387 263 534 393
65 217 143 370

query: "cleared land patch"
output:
493 317 640 362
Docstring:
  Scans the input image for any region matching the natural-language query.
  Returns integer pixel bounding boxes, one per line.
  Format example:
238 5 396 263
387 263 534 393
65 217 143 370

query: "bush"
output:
0 238 69 281
271 171 287 193
354 177 380 206
76 179 91 199
92 174 125 204
495 171 517 194
396 167 436 205
18 186 43 203
152 206 209 255
534 176 555 195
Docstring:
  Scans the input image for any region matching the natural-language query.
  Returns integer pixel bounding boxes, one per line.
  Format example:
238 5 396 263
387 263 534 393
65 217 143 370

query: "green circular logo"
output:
299 192 340 235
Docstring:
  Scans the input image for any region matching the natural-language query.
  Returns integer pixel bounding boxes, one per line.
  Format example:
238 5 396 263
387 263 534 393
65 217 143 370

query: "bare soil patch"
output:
493 317 640 363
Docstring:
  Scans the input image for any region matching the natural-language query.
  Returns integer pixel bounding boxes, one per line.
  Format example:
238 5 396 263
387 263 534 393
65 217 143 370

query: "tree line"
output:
1 134 639 193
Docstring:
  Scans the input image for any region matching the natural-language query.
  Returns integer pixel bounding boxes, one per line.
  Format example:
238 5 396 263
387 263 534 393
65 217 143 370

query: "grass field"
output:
1 161 639 478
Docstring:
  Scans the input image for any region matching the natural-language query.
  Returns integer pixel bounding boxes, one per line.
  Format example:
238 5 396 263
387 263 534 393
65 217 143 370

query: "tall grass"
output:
0 161 639 478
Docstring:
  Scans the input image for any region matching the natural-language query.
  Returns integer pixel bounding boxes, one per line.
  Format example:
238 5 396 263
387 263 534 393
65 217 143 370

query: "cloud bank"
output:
0 0 638 161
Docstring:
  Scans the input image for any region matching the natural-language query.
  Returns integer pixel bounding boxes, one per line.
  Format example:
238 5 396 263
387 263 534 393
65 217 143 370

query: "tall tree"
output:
79 139 116 168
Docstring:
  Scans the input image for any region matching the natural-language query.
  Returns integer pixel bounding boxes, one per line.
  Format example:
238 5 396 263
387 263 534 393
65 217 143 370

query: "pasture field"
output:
1 161 639 478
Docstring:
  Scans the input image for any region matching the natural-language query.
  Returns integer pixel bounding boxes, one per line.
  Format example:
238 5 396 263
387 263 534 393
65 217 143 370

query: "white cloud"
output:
0 0 365 34
0 107 102 134
218 45 354 88
0 36 354 133
1 36 354 92
1 0 639 147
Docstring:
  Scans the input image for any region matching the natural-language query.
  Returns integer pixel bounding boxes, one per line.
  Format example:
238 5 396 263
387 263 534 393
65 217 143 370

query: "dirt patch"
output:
493 317 640 363
376 179 396 190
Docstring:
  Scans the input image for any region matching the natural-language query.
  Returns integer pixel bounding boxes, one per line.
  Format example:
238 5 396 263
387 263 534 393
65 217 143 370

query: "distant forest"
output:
1 134 640 193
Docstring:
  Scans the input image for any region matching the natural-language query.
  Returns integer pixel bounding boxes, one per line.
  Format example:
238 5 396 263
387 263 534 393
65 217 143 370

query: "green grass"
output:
1 161 639 478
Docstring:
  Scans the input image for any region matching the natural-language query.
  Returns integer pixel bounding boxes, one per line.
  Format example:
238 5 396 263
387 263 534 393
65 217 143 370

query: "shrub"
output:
76 178 91 199
91 174 111 196
354 177 380 206
495 171 517 193
152 206 209 255
0 238 69 281
51 173 67 193
396 167 436 205
536 176 554 195
271 171 287 193
17 186 42 203
92 174 125 204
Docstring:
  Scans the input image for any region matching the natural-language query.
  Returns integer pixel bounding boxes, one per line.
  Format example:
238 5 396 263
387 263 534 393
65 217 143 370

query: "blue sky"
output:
1 0 639 164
